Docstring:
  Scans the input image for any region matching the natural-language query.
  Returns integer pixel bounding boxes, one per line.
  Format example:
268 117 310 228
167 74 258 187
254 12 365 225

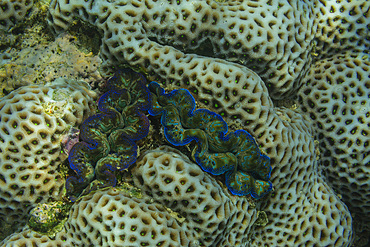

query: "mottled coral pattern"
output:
1 0 369 245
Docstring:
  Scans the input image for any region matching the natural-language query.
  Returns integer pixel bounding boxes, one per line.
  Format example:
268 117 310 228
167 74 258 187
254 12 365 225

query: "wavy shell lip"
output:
66 69 151 201
148 81 273 199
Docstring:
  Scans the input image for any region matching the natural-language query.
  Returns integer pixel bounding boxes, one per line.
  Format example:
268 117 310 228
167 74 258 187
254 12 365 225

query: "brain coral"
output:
47 0 318 99
8 0 366 245
130 146 258 246
0 79 96 238
0 146 354 246
47 0 370 99
298 51 370 222
0 0 34 30
314 0 370 58
0 147 259 246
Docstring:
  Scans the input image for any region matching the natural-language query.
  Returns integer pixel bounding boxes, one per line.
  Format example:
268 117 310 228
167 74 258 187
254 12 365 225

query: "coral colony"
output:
66 69 272 200
1 0 369 246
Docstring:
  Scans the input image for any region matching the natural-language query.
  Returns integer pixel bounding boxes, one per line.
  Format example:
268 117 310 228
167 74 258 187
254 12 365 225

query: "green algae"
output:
28 201 71 235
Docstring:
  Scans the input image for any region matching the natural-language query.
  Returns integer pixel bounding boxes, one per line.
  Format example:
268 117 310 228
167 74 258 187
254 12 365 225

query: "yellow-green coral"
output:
28 201 70 235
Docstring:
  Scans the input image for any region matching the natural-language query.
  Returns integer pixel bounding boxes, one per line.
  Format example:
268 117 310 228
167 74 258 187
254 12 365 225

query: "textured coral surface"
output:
0 34 102 94
0 0 35 30
0 79 96 240
297 51 370 222
0 0 369 246
1 147 259 246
